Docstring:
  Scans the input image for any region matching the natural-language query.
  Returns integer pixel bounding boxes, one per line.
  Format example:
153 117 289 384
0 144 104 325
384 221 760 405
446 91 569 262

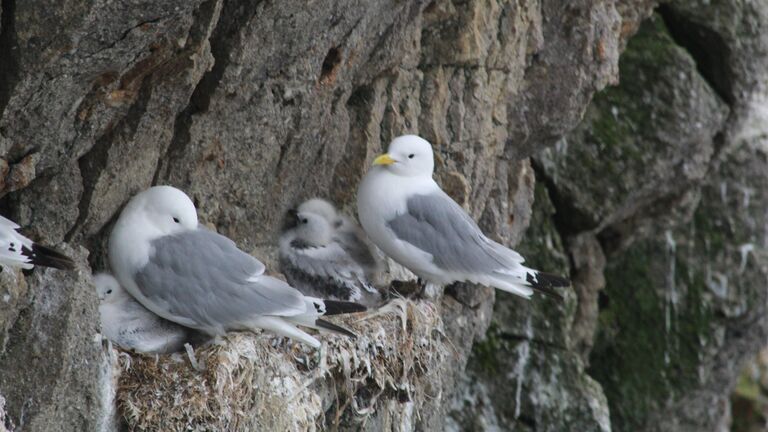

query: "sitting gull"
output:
108 186 366 349
356 135 569 300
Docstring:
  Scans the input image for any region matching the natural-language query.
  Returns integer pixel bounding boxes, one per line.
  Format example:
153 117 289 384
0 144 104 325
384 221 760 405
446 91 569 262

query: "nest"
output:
116 298 451 431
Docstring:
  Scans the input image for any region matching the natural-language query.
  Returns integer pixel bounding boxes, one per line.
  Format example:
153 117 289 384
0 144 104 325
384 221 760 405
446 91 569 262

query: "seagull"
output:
94 272 191 354
108 186 366 349
297 198 382 280
279 208 381 307
356 135 569 300
0 215 74 270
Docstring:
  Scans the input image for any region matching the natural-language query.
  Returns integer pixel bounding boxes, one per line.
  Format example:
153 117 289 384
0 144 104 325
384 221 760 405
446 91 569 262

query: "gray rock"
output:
0 246 109 432
590 142 768 431
0 0 766 430
513 9 768 432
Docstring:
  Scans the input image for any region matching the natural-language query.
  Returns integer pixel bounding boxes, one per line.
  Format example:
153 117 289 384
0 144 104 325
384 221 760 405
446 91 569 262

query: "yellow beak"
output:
373 153 396 166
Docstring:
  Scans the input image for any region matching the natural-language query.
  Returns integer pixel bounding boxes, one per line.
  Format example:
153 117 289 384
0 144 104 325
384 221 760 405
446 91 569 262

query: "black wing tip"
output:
322 300 367 315
526 272 569 302
315 318 357 339
23 244 76 270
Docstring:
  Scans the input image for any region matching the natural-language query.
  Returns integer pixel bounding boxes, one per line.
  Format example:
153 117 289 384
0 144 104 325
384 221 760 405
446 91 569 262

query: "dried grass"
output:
116 298 451 431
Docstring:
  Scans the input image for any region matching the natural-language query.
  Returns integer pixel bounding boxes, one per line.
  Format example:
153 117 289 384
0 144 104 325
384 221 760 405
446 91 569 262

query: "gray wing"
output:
279 241 375 302
387 191 524 274
135 229 306 331
336 228 379 273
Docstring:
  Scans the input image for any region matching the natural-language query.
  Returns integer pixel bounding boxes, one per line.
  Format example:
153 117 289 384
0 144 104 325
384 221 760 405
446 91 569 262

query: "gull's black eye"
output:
106 289 113 294
173 217 180 223
301 218 308 224
408 154 415 159
9 242 13 247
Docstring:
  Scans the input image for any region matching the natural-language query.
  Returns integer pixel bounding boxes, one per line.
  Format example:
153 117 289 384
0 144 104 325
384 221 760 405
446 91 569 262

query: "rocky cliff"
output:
0 0 765 431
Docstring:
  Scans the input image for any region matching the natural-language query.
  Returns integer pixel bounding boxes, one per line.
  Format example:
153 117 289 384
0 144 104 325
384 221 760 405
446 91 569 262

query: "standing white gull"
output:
108 186 366 349
94 272 191 354
356 135 569 300
279 208 381 307
297 198 382 280
0 215 74 270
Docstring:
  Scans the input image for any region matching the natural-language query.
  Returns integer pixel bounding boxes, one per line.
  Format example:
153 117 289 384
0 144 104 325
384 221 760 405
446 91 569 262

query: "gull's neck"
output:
358 168 439 221
109 209 161 285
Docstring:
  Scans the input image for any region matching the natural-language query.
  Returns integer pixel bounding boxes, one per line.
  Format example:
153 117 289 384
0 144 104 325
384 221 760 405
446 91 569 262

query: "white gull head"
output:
297 198 339 226
372 135 434 178
108 186 199 302
93 272 125 303
290 211 334 247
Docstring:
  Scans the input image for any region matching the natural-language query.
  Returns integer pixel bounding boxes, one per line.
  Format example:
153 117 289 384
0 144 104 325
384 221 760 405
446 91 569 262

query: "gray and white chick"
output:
297 198 382 281
94 273 191 354
279 208 381 307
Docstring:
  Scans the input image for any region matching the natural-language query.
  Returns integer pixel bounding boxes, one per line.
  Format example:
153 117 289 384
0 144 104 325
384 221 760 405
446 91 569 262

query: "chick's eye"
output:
173 217 180 223
106 289 112 294
408 154 415 159
301 219 308 224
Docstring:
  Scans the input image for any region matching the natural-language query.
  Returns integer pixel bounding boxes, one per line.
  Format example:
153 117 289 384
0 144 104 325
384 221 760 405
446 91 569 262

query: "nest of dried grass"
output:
116 298 452 431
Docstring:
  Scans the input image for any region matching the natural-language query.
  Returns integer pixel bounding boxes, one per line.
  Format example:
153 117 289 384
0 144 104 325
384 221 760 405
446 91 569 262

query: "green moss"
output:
588 151 764 429
516 181 570 276
470 322 514 375
589 235 716 429
540 14 710 225
733 370 761 401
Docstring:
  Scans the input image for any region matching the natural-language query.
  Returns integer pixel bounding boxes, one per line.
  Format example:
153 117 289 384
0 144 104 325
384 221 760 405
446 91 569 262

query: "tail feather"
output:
249 316 321 348
321 299 367 315
22 244 76 270
487 275 534 299
525 271 568 301
314 318 357 339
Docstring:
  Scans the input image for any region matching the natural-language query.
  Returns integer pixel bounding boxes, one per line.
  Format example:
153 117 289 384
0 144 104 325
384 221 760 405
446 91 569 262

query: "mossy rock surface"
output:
590 144 768 431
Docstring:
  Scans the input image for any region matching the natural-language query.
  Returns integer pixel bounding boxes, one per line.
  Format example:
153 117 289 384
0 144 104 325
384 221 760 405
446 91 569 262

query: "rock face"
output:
0 0 766 431
452 4 768 432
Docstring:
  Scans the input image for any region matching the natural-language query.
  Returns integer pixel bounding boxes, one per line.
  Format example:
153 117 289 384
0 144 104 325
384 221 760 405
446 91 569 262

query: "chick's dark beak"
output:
282 208 300 231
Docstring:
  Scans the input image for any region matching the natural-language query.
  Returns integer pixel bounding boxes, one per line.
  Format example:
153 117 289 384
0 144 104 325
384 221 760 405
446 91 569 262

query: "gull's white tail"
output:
249 297 366 348
489 266 568 301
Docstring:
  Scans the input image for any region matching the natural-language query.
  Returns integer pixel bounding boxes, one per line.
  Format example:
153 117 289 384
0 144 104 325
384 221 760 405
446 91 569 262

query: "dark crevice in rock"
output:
103 16 166 53
658 4 734 105
597 290 609 310
65 78 155 247
596 186 699 258
517 414 537 429
530 158 596 241
319 46 342 84
0 0 19 117
709 131 728 165
156 0 262 183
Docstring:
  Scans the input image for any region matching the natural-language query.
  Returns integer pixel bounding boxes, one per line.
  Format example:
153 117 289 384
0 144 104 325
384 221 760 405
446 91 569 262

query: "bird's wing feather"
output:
288 241 365 278
386 191 524 275
0 216 20 230
280 242 375 301
0 243 33 269
336 228 379 271
135 229 305 330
